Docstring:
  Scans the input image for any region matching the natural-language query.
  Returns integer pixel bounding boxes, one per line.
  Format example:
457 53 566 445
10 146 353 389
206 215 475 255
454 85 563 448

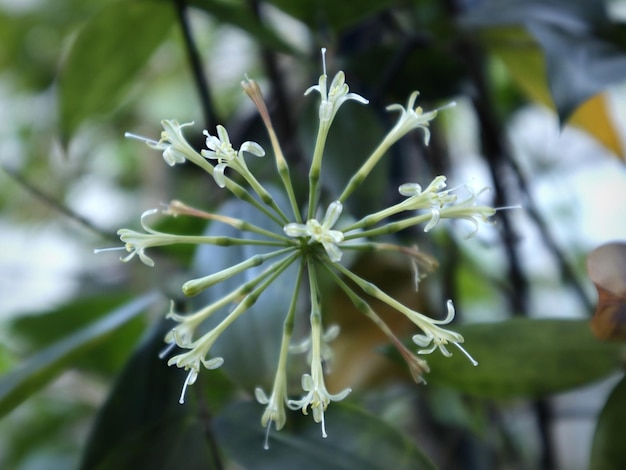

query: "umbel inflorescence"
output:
107 49 496 447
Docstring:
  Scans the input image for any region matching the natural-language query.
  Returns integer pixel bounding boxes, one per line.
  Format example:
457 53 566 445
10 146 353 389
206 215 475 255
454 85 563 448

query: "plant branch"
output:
173 0 218 131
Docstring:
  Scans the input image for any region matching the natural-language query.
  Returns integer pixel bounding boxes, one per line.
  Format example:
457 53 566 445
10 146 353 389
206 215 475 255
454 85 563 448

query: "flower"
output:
412 300 478 366
117 209 172 267
287 320 351 438
167 329 226 404
439 186 496 237
386 91 444 146
201 125 265 188
398 176 457 232
305 69 368 124
125 120 196 166
289 323 340 368
284 201 344 262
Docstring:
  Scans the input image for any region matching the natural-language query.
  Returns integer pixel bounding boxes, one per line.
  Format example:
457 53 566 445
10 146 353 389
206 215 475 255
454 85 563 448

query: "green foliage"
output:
214 401 437 469
590 376 626 470
0 293 160 420
59 0 175 143
79 319 228 470
3 0 626 468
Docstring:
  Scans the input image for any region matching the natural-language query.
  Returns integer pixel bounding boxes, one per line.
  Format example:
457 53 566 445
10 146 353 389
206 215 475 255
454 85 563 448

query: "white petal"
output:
284 223 310 237
213 163 227 188
255 387 270 404
323 201 343 229
323 242 343 262
240 141 265 157
399 183 422 197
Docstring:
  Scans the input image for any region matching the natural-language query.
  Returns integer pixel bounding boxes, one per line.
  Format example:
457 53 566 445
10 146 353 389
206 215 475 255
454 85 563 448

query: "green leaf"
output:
190 191 299 392
589 375 626 470
422 319 623 398
58 0 174 143
79 318 225 470
0 292 160 420
214 400 437 470
10 293 144 375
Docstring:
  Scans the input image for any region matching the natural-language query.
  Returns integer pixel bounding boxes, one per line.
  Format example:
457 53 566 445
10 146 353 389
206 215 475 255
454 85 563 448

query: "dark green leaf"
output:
0 292 160 420
191 191 299 391
589 375 626 470
214 400 437 470
186 0 298 54
58 0 174 143
423 319 623 398
79 318 226 470
266 0 395 31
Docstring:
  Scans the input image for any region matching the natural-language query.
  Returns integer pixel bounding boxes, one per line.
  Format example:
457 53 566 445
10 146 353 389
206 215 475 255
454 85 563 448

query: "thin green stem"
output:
183 247 296 296
242 170 290 224
337 132 397 203
307 121 331 220
306 258 322 327
332 261 434 332
165 200 291 243
343 213 432 241
199 251 299 343
184 150 285 226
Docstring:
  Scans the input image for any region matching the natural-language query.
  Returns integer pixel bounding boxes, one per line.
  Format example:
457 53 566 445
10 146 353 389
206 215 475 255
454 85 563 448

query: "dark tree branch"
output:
455 35 557 470
1 164 118 242
247 0 306 167
173 0 218 132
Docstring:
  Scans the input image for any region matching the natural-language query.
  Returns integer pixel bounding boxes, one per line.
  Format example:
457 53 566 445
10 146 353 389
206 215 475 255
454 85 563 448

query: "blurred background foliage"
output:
1 0 626 469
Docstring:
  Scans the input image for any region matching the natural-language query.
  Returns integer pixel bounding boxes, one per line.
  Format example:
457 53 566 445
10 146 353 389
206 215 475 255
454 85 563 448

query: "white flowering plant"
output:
104 49 498 449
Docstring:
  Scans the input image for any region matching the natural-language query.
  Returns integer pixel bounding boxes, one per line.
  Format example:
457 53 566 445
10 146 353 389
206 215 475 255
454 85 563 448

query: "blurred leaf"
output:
266 0 394 31
587 242 626 341
214 400 436 470
0 292 160 420
58 0 174 144
420 318 623 398
79 319 226 470
528 20 626 124
0 344 16 375
589 375 626 470
186 0 298 54
191 191 299 392
462 0 626 133
10 293 144 375
481 26 624 157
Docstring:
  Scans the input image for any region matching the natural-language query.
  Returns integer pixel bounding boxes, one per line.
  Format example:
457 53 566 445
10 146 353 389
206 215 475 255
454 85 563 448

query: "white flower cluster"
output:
109 48 498 447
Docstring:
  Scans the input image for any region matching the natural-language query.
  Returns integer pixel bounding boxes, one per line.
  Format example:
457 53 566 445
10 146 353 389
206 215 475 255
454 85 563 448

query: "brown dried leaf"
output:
587 242 626 341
